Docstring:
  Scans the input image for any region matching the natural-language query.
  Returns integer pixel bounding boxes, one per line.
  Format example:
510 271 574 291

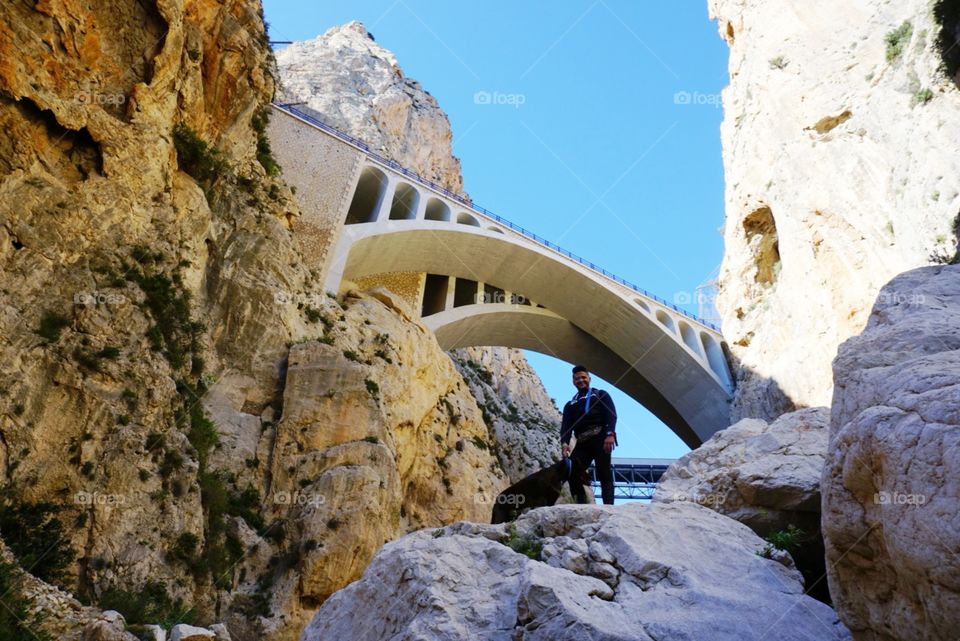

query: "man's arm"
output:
600 390 617 435
559 402 574 446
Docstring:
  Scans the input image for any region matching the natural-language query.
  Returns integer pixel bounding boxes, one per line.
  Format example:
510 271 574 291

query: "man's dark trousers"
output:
570 435 614 505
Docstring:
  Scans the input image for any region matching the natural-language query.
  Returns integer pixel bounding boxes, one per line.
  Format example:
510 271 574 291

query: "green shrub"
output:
757 524 806 558
96 346 121 359
364 379 380 398
885 21 913 61
173 123 227 186
342 350 361 362
251 107 281 176
304 306 322 323
98 579 194 628
504 524 542 560
72 348 102 372
231 589 272 619
37 312 70 343
170 532 200 564
0 499 75 584
130 268 203 371
227 486 265 531
187 405 219 470
913 87 934 104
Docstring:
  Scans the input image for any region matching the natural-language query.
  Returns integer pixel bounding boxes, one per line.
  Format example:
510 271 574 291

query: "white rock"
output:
709 0 960 419
823 264 960 640
141 625 166 641
654 407 829 534
170 624 215 641
209 623 232 641
276 21 465 194
300 503 850 640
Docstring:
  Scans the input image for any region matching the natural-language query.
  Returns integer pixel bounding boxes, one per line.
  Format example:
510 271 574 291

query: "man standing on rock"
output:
561 365 617 505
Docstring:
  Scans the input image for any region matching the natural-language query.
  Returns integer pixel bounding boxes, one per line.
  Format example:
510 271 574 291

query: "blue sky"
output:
264 1 730 458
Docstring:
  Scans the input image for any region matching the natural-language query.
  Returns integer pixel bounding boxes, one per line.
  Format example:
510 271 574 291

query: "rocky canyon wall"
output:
710 0 960 420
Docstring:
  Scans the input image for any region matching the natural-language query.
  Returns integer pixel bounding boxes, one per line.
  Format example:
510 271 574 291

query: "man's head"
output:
572 365 591 390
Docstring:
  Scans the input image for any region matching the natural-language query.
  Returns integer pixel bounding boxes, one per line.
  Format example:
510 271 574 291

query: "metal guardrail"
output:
272 102 721 332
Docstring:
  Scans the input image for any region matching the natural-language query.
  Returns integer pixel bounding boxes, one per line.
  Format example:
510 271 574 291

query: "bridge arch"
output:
345 166 388 224
267 103 733 447
326 223 732 446
389 182 419 220
425 197 450 222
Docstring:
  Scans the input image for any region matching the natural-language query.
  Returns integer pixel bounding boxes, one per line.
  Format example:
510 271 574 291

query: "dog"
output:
490 457 591 524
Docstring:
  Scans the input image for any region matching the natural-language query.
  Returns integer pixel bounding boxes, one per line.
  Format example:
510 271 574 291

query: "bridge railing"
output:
273 102 721 332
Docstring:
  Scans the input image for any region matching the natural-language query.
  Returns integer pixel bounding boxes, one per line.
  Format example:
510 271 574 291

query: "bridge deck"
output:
272 102 719 332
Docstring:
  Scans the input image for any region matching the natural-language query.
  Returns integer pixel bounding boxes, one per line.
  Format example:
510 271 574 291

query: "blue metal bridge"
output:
587 458 675 501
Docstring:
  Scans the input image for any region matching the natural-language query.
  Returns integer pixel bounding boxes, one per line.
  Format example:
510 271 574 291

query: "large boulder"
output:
300 503 850 641
823 264 960 640
653 407 831 602
654 407 829 532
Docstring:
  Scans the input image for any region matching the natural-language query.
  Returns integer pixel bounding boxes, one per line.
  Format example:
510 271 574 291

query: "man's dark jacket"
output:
560 388 617 446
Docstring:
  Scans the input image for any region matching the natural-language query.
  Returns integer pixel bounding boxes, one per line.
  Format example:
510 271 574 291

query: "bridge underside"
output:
426 306 703 447
332 226 732 447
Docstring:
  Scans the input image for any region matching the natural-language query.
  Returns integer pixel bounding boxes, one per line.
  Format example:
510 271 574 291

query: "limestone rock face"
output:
654 407 832 601
654 407 829 534
451 347 561 482
300 503 850 641
822 264 960 640
220 286 509 641
710 0 960 420
276 21 465 194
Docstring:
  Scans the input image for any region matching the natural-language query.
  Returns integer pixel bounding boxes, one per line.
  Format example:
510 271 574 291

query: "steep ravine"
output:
0 6 564 641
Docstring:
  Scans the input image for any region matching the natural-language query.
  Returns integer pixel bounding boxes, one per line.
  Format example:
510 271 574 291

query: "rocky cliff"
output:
275 21 465 195
0 4 560 641
710 0 960 420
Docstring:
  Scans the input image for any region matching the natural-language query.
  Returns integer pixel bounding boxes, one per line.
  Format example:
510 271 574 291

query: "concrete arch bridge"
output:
269 104 734 448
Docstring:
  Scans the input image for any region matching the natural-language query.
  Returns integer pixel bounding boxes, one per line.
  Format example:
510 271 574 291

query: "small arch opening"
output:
633 298 650 312
655 310 676 333
422 274 449 316
456 212 480 227
678 321 702 355
453 278 479 308
482 283 506 305
488 226 505 234
701 332 733 387
388 183 419 220
345 166 388 224
425 198 451 222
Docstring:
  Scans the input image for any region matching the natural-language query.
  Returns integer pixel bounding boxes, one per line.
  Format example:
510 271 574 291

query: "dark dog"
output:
490 458 591 524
